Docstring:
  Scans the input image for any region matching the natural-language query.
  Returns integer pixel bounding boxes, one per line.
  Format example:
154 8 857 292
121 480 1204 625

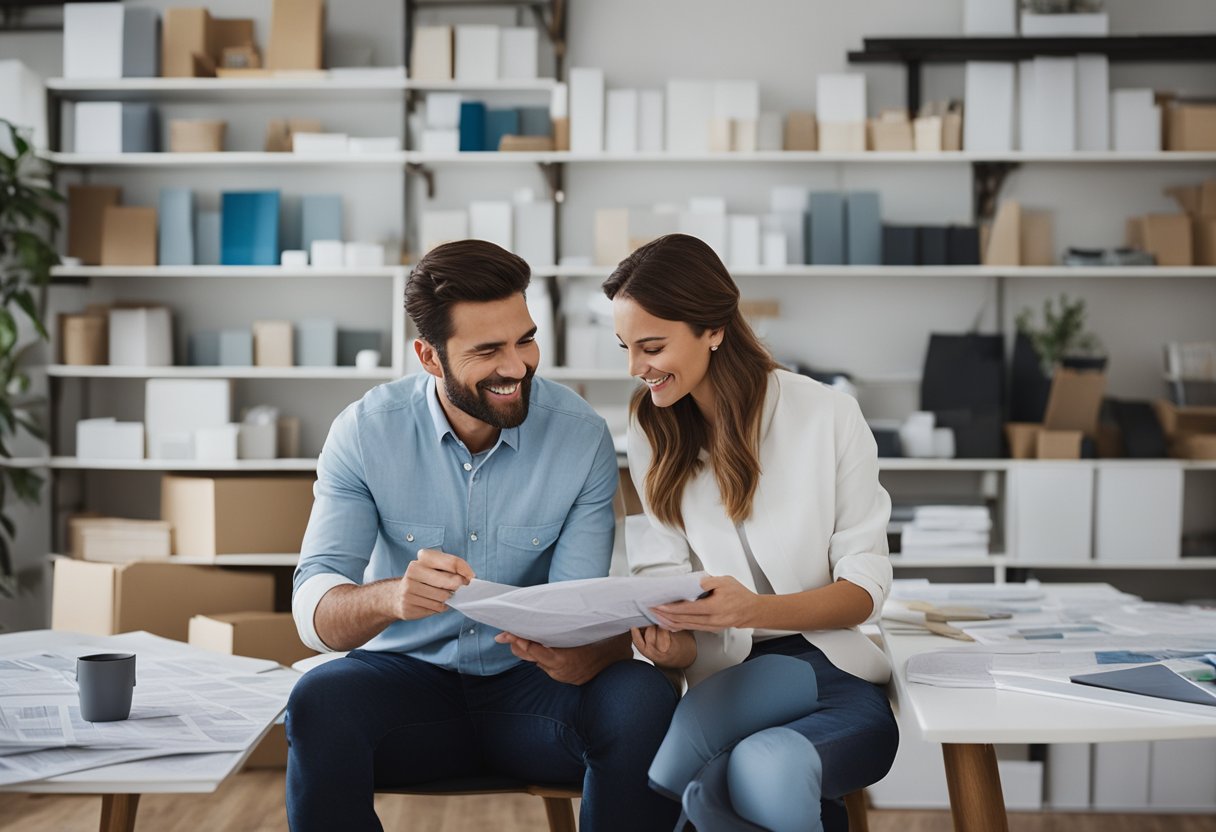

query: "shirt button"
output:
463 462 472 471
470 532 478 541
532 538 540 546
467 628 475 635
405 533 414 542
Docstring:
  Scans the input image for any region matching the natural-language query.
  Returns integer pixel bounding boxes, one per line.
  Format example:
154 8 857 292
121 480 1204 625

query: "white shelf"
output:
406 79 558 92
52 265 403 279
406 150 1216 165
45 152 408 168
1008 558 1216 570
45 365 398 381
879 459 1013 471
42 457 318 472
890 555 1004 568
538 265 1216 279
46 76 556 100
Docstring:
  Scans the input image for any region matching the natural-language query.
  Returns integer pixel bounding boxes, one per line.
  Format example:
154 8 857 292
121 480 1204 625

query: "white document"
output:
449 573 707 647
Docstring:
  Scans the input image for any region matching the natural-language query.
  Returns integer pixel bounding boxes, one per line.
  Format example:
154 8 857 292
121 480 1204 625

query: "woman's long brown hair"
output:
603 234 778 528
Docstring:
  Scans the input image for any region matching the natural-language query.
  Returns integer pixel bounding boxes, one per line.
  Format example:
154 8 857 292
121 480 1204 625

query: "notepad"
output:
1071 664 1216 708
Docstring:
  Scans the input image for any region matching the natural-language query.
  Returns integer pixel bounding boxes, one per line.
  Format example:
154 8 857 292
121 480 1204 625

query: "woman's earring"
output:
710 344 719 352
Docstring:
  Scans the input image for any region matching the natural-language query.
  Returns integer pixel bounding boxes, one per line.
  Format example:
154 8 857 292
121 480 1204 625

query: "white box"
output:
713 81 760 121
1017 61 1039 151
1032 57 1077 153
1046 743 1091 810
1093 741 1150 810
1007 463 1093 563
109 307 172 367
74 102 123 154
238 423 277 460
469 201 513 251
280 250 309 267
1112 89 1161 152
666 80 714 154
292 133 349 155
816 74 866 124
727 216 760 268
965 0 1017 35
550 82 568 120
964 62 1015 152
525 281 555 371
410 25 453 82
149 432 192 459
605 89 639 154
1076 55 1109 152
344 243 385 268
195 425 239 462
564 322 599 369
420 210 468 254
310 240 345 268
1149 739 1216 810
145 379 232 460
761 231 787 267
63 3 124 79
498 27 538 81
0 60 48 152
1021 12 1108 36
770 185 808 215
348 137 400 154
569 67 605 154
638 90 664 152
679 212 728 263
420 129 460 154
757 112 783 151
1094 463 1183 563
514 200 555 269
454 25 499 83
426 93 462 129
76 418 144 461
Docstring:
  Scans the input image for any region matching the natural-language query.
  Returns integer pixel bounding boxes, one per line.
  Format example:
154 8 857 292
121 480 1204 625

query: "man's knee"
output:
286 661 351 742
587 659 679 732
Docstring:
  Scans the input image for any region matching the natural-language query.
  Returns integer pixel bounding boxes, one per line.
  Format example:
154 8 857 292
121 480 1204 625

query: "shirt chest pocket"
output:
498 521 563 557
382 519 446 561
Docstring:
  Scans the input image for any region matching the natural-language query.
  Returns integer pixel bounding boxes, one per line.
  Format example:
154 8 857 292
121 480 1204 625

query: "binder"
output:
1072 664 1216 708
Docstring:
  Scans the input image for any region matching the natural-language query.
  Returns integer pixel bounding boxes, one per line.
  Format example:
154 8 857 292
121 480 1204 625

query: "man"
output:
286 240 679 831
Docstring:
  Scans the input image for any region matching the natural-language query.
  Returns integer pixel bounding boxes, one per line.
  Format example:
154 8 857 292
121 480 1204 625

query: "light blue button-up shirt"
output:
291 372 618 676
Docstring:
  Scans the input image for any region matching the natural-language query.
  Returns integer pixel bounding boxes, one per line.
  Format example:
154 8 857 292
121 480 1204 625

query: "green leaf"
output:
0 309 16 356
12 291 46 340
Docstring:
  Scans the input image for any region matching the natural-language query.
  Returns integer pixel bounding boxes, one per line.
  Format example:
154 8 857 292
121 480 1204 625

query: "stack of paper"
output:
899 506 992 559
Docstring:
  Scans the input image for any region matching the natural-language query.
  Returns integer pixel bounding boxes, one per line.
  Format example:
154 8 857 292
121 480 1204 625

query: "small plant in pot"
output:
1010 294 1107 423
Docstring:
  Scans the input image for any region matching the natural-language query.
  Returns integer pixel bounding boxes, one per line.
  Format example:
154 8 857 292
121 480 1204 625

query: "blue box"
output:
194 210 221 266
221 191 280 266
122 7 159 78
483 108 520 153
189 331 220 366
459 102 487 152
219 329 253 366
121 103 158 152
846 192 882 266
809 192 845 266
295 318 337 366
301 194 343 251
158 188 194 266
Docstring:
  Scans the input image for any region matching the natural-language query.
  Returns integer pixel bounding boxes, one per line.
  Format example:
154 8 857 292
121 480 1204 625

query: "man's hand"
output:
388 549 476 621
631 625 697 669
494 632 632 686
651 575 760 632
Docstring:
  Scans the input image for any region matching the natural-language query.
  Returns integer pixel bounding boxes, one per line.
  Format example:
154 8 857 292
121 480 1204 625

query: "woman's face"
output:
612 295 719 409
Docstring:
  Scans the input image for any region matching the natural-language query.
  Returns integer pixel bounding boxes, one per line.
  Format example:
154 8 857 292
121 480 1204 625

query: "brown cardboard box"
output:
1004 422 1041 459
161 474 315 558
818 122 866 152
410 25 453 82
212 18 255 58
1095 423 1124 459
100 206 157 266
913 115 942 152
1020 210 1055 266
277 417 301 458
1197 219 1216 266
552 117 570 151
169 119 226 152
868 116 914 151
51 559 274 640
267 0 324 71
1043 368 1107 437
68 185 122 265
162 8 213 78
253 320 294 366
59 313 108 365
69 517 171 562
1036 429 1083 460
499 135 555 152
942 109 963 151
784 112 817 151
1165 184 1202 216
1143 213 1194 267
1126 216 1146 250
708 118 732 152
1154 400 1216 459
189 612 315 667
1201 179 1216 217
1166 103 1216 152
265 118 323 153
984 200 1021 266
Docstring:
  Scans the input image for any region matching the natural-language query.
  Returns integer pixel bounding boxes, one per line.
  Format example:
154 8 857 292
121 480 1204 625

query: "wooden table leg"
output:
100 793 140 832
942 743 1008 832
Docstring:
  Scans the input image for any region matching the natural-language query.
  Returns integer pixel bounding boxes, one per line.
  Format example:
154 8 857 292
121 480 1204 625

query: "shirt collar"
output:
424 374 522 452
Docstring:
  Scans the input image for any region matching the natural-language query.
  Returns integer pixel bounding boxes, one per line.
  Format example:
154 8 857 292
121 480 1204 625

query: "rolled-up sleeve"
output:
292 405 381 651
547 425 618 583
827 398 893 624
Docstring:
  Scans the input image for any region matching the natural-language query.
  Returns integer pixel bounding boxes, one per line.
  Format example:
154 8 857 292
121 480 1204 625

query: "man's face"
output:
437 294 540 429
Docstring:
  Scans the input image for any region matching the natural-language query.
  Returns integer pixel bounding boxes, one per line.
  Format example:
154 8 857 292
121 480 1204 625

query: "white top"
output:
627 370 894 685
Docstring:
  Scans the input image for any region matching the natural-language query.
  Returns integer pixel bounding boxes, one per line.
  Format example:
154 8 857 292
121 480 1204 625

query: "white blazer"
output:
627 369 893 686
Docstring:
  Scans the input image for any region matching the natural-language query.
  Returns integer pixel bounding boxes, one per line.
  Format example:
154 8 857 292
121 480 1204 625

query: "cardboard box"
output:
100 206 157 267
1043 368 1106 437
1143 212 1194 266
60 312 108 365
983 200 1020 266
238 423 277 460
913 115 942 152
109 306 172 367
410 26 453 82
169 119 225 152
265 118 323 153
1020 210 1055 266
161 475 316 558
818 121 865 152
70 517 172 563
267 0 323 71
1197 218 1216 267
212 18 255 60
868 115 913 151
1005 422 1041 459
277 417 301 458
1036 429 1082 460
68 186 122 265
162 8 213 78
189 611 315 667
52 558 274 640
1167 104 1216 152
1154 400 1216 459
254 320 294 366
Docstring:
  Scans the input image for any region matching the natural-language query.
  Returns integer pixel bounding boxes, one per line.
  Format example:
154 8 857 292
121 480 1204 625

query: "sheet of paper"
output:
449 573 707 647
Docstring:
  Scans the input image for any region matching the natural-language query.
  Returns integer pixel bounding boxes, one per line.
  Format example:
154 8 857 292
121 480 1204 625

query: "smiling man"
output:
285 240 680 832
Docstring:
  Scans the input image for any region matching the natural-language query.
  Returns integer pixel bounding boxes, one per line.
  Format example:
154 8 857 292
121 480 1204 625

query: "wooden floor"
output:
2 770 1213 831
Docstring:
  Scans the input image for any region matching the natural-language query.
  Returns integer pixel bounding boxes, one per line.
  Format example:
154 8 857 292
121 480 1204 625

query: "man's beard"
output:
439 355 535 430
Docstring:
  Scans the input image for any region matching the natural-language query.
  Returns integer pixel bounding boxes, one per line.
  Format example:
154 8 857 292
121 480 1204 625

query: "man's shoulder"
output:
336 373 429 431
527 376 609 434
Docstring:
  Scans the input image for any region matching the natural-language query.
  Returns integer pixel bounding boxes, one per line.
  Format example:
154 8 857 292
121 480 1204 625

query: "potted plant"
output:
0 119 59 600
1010 293 1107 424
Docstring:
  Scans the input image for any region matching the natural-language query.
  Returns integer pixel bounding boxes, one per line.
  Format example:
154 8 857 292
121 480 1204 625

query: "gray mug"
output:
76 652 136 722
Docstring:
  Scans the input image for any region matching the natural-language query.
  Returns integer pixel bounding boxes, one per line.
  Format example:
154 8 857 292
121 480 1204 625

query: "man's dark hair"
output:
405 240 531 356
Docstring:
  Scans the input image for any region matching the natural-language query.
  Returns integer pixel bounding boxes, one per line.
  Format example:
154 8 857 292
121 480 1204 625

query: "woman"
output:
604 234 898 832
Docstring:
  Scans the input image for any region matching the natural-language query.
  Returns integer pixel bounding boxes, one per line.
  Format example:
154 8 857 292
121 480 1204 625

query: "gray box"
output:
122 7 160 78
809 192 844 265
218 329 253 366
846 191 882 265
518 107 552 137
337 330 383 366
121 103 158 152
158 188 194 266
195 211 221 265
189 331 220 366
295 318 337 366
301 195 343 253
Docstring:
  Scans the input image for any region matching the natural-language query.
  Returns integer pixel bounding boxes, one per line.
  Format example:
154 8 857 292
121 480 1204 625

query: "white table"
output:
0 630 291 832
882 607 1216 831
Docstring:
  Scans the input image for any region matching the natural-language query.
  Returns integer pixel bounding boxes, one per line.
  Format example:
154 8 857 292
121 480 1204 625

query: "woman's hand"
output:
651 575 761 632
631 625 697 669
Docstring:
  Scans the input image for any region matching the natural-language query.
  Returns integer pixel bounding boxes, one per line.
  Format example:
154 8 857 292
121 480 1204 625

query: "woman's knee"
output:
728 727 824 832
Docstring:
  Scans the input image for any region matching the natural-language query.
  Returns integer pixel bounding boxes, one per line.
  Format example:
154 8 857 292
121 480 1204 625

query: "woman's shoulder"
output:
771 369 860 416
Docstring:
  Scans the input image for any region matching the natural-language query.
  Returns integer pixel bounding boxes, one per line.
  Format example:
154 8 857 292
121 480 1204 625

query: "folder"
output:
809 192 845 266
1072 664 1216 708
221 191 280 266
459 102 487 152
